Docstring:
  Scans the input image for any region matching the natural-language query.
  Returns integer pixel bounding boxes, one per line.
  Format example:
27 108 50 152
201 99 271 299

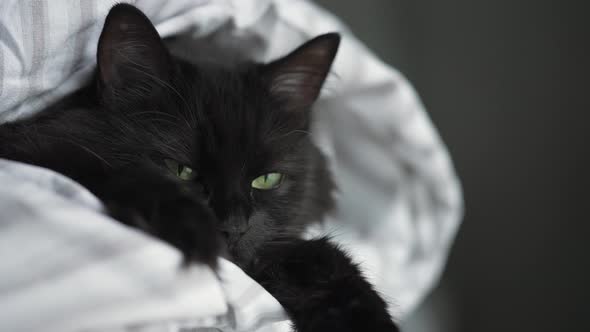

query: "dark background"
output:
315 1 589 331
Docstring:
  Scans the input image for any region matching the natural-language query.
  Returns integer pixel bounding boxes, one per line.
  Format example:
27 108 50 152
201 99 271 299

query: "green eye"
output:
164 159 196 181
251 172 283 190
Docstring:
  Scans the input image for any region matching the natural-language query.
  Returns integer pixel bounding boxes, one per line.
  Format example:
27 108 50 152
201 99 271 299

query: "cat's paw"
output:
251 238 399 332
302 296 400 332
107 192 222 267
150 193 222 267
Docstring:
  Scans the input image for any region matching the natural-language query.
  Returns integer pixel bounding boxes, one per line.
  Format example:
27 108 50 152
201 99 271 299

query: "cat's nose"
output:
220 227 248 245
218 217 249 242
219 224 248 236
221 231 242 244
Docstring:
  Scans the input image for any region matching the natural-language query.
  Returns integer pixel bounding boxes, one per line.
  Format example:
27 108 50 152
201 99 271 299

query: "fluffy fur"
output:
0 4 398 331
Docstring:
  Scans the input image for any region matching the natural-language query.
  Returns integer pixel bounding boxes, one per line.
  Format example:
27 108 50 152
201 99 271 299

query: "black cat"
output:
0 4 398 332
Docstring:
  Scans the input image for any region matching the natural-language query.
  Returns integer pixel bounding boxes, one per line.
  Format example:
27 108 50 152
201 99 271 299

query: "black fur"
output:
0 4 398 331
251 237 398 332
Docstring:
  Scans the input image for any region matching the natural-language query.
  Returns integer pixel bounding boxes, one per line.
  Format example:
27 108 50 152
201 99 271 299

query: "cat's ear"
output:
97 4 172 100
262 33 340 110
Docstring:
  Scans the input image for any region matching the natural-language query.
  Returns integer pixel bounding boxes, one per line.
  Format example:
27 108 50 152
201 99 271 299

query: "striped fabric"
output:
0 1 463 331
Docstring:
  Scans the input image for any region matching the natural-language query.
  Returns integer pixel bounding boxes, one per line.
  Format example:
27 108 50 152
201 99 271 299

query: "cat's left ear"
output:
262 33 340 111
97 4 173 103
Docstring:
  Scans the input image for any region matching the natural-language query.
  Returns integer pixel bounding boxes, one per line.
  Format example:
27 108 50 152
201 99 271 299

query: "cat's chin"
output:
224 241 257 270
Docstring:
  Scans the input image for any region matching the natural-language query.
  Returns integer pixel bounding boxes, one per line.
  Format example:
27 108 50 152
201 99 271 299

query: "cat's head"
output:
97 4 339 267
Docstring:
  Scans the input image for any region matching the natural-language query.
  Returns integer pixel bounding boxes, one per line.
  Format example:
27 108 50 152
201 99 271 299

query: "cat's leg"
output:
248 237 399 332
90 164 222 266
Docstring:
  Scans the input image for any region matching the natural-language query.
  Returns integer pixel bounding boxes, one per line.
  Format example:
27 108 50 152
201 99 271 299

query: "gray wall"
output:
315 1 589 331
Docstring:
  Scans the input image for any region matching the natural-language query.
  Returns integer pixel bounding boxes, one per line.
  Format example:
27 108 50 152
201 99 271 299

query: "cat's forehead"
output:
188 67 288 130
178 65 305 169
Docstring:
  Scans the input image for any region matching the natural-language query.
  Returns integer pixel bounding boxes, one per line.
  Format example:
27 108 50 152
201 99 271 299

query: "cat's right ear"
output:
97 4 173 103
261 33 340 111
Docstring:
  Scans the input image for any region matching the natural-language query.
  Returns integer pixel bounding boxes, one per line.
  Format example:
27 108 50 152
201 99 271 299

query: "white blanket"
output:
0 1 463 331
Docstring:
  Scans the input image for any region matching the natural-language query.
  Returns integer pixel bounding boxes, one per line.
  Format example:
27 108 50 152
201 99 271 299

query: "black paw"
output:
152 194 222 267
251 238 399 332
106 191 222 267
301 291 400 332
